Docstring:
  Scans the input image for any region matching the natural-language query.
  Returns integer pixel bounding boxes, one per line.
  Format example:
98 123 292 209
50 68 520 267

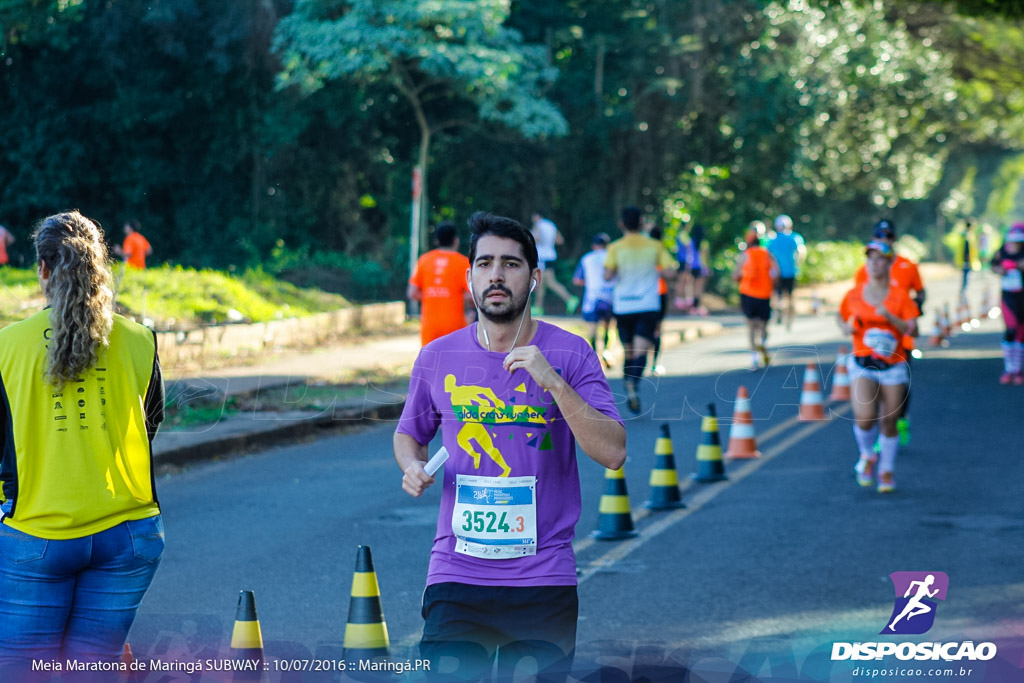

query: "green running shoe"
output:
897 417 911 447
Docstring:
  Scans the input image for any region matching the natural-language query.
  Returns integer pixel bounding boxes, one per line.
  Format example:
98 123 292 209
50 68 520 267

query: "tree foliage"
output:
273 0 567 256
3 0 1024 299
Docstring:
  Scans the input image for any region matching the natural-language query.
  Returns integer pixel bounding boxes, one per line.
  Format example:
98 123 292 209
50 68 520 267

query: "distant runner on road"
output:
853 219 925 446
839 241 920 494
767 214 805 330
530 211 579 316
605 206 677 414
734 222 777 371
0 224 14 267
944 219 981 296
990 223 1024 385
572 232 615 366
394 211 625 682
408 221 472 346
674 223 711 316
113 219 152 270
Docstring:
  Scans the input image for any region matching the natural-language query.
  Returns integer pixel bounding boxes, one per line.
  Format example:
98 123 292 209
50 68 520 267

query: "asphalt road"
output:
131 275 1024 682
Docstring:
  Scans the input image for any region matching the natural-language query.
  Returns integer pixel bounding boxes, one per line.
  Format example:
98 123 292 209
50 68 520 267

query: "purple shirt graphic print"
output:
397 321 622 587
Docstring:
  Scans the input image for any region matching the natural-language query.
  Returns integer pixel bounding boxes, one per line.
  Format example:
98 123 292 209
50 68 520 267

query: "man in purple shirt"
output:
395 211 626 681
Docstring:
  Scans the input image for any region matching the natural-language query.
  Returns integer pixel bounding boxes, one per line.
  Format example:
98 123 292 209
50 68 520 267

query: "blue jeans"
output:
0 515 164 670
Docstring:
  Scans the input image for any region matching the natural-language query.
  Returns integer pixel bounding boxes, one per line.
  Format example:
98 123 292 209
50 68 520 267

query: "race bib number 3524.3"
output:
452 475 537 560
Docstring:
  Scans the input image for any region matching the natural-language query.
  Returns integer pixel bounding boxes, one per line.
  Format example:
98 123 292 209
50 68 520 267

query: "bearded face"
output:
475 281 529 323
469 235 536 324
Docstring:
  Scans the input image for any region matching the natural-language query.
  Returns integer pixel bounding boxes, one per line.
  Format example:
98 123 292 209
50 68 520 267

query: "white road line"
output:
576 404 851 584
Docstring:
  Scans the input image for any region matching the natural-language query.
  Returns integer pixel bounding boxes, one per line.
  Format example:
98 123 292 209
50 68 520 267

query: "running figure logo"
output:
445 374 512 476
444 374 550 478
881 571 949 635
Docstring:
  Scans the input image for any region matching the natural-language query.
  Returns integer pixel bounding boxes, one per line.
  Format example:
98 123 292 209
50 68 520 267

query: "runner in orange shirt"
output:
113 220 152 269
852 219 925 446
733 222 778 371
408 221 472 346
839 241 920 493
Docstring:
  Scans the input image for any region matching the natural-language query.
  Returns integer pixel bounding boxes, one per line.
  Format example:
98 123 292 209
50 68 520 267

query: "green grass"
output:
163 378 408 429
0 264 352 330
163 397 239 429
0 268 46 327
799 241 865 284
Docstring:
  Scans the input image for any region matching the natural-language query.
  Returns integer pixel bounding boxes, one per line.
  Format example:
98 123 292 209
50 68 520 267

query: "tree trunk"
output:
418 128 431 255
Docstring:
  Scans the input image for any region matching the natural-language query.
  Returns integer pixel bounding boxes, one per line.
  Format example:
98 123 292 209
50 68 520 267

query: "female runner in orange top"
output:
838 241 920 493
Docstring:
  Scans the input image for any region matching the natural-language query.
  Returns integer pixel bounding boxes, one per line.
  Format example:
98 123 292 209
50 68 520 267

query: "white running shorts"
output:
846 354 909 386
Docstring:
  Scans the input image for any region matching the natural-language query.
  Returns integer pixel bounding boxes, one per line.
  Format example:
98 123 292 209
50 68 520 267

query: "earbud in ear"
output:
530 279 537 292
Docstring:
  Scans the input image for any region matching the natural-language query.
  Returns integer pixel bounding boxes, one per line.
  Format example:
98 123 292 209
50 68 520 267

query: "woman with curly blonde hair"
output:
0 210 165 671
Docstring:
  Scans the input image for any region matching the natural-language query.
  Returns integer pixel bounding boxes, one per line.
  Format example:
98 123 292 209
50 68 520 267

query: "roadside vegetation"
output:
0 265 350 330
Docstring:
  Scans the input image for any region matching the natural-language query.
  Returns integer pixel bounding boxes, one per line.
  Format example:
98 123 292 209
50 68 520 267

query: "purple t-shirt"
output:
396 321 622 587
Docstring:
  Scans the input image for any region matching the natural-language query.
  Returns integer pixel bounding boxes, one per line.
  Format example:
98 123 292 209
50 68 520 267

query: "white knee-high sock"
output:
854 425 879 459
879 434 899 474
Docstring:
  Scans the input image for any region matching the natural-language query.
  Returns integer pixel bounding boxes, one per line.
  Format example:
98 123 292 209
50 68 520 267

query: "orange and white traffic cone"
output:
724 386 761 459
828 347 852 401
942 303 953 338
983 289 1000 320
958 297 972 330
928 309 945 348
798 364 829 421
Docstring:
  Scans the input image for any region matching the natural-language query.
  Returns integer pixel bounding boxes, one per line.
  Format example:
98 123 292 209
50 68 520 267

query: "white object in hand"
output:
424 447 450 477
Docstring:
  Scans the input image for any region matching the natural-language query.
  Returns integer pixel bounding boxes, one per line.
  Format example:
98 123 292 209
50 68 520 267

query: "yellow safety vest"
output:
0 310 161 539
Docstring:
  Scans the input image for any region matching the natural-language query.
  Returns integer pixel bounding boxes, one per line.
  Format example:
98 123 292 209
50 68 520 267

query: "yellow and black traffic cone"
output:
230 590 264 681
343 545 390 662
592 467 638 540
646 424 685 510
691 403 728 483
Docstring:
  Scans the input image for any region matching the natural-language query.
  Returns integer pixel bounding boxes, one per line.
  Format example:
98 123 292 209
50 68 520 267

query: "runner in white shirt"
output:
573 233 615 366
531 212 580 316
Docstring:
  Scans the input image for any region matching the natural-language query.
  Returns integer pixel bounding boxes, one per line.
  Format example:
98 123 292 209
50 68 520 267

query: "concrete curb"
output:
156 397 407 469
